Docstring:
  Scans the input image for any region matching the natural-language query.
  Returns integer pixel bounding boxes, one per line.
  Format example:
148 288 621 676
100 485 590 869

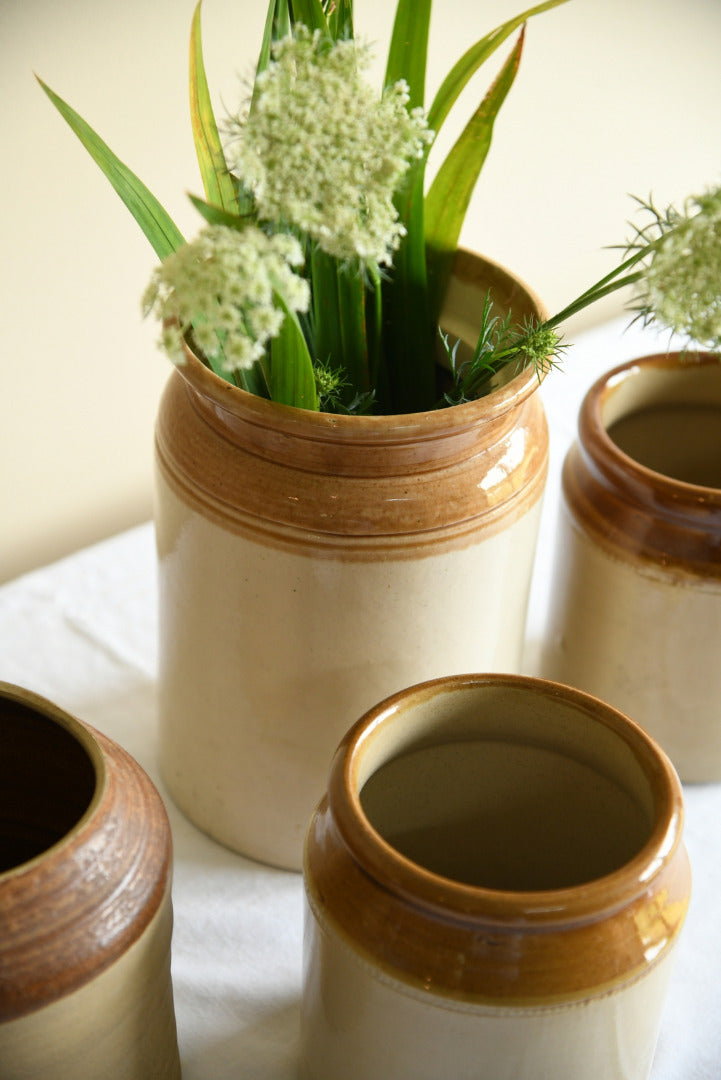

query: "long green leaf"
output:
234 359 272 398
269 297 318 409
288 0 328 34
427 0 569 134
328 0 353 39
311 247 342 371
337 267 370 396
189 1 237 214
364 264 383 395
384 0 431 105
382 163 437 413
255 0 291 92
425 30 525 321
37 77 184 259
310 250 371 400
380 0 436 412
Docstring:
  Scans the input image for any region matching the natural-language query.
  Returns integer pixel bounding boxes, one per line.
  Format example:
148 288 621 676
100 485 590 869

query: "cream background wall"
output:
2 0 720 582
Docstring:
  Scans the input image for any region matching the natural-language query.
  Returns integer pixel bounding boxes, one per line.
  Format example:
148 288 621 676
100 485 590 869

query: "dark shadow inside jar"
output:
607 403 721 488
360 739 653 891
0 698 97 872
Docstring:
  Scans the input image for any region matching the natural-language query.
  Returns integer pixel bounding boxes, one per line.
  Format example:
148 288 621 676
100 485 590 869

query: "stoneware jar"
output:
154 250 548 870
0 682 181 1080
542 352 721 781
301 673 690 1080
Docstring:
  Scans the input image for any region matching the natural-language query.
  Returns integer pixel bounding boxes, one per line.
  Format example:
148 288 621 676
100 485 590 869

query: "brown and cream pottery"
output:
0 683 180 1080
154 249 549 869
301 673 690 1080
543 352 721 781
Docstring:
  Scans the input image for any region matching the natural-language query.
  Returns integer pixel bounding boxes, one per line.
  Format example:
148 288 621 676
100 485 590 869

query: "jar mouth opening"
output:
176 247 547 439
0 683 105 878
180 330 544 435
329 674 683 926
586 352 721 500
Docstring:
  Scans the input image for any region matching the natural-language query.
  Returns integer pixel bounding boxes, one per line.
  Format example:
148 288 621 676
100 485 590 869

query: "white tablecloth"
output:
1 317 719 1078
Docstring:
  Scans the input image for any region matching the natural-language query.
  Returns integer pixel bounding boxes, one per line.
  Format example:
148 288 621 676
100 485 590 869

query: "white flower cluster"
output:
226 27 433 269
641 185 721 351
142 224 309 371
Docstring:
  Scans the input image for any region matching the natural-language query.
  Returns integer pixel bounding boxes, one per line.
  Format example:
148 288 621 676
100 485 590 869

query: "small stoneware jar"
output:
0 683 181 1080
301 673 690 1080
542 352 721 781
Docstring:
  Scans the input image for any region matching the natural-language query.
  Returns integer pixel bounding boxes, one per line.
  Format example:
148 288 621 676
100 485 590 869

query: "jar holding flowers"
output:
40 0 566 868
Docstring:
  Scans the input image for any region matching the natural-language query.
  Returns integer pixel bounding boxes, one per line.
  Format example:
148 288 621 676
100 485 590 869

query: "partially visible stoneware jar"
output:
301 673 690 1080
543 352 721 781
0 683 181 1080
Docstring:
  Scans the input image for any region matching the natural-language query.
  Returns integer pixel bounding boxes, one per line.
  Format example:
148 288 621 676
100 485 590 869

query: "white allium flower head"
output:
225 26 434 270
142 224 310 372
639 184 721 350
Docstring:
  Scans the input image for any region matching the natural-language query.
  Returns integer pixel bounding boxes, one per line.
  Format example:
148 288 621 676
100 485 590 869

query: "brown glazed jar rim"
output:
580 352 721 520
0 686 107 882
327 673 685 931
0 683 173 1020
174 248 548 450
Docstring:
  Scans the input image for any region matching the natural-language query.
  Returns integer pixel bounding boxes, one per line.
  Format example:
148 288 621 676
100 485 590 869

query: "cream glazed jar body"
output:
542 352 721 781
154 250 548 871
301 674 690 1080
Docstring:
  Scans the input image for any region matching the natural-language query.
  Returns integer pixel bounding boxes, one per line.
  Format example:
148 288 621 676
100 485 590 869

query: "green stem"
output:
337 267 371 397
365 265 384 396
542 234 672 330
544 269 643 330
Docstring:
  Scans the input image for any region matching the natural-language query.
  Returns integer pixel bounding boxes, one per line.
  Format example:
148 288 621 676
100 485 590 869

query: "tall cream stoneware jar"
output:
0 683 180 1080
154 250 548 870
301 674 690 1080
543 352 721 782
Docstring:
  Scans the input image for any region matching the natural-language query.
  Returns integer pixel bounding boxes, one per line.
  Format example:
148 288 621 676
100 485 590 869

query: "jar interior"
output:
608 403 721 487
0 697 97 872
439 252 540 393
360 738 653 891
